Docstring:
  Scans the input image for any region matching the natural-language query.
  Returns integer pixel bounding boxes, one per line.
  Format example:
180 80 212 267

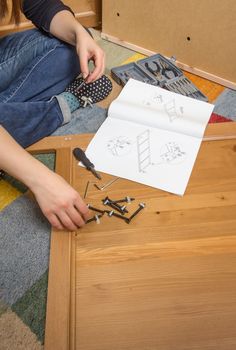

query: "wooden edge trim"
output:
203 122 236 141
69 231 77 349
28 137 92 349
43 147 74 350
27 134 92 153
75 11 96 19
101 32 236 90
0 21 33 32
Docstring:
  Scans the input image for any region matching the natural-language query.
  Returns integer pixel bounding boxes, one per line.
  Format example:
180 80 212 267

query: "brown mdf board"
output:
102 0 236 89
28 122 236 350
0 0 101 36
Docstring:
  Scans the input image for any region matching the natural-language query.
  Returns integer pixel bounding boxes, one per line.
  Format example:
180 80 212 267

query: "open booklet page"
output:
85 79 214 195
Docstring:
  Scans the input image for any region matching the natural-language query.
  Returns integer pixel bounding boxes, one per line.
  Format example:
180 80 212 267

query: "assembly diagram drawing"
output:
159 142 186 164
137 129 152 173
143 93 163 106
164 99 184 123
142 93 184 123
85 79 214 196
153 94 163 104
136 129 186 173
107 136 132 156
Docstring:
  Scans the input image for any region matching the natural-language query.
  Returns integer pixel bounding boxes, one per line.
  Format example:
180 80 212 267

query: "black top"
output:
22 0 74 32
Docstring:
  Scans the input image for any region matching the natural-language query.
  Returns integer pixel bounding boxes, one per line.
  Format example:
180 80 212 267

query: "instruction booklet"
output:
85 79 214 195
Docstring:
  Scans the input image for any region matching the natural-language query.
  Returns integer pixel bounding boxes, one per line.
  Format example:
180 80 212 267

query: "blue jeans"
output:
0 29 81 147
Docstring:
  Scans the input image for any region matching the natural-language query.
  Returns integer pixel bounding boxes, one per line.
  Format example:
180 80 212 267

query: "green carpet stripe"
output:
2 153 55 195
34 153 55 171
2 174 28 193
12 269 48 344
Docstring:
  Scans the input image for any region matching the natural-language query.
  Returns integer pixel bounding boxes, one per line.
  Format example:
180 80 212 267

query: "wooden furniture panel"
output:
28 122 236 350
0 0 101 36
102 0 236 89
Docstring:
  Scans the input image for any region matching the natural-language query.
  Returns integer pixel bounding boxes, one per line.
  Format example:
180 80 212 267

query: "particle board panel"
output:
102 0 236 88
27 122 236 350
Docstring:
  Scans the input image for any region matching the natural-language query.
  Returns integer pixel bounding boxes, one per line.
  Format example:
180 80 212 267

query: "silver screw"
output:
112 196 135 204
86 213 103 224
87 204 105 214
102 197 128 215
107 210 130 224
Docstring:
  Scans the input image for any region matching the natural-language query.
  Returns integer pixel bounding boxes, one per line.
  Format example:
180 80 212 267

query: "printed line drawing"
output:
137 129 152 173
159 142 186 164
137 131 186 173
142 93 163 106
107 136 132 156
143 94 184 123
153 93 163 103
164 99 181 122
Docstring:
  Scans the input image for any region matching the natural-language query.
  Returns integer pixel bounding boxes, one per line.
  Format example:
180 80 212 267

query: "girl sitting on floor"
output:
0 0 112 230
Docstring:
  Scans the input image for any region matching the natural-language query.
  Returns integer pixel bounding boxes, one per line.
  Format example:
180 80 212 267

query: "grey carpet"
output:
0 195 50 306
0 105 108 307
213 88 236 121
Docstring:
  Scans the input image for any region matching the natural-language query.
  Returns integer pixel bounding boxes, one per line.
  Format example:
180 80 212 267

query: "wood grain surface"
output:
29 122 236 350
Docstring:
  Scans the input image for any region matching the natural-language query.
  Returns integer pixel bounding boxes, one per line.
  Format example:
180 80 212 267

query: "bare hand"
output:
32 171 90 231
75 27 105 83
0 126 90 231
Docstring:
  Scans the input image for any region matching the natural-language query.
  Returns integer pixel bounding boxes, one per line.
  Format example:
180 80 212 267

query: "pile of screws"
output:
86 196 145 225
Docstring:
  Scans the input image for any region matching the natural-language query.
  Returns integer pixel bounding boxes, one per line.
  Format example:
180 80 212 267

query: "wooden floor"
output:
29 123 236 350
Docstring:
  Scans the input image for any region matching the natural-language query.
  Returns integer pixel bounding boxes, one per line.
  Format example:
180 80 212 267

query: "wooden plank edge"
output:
27 134 92 153
203 122 236 141
69 232 77 350
101 32 236 90
75 11 96 19
44 148 74 350
75 11 100 28
27 143 79 349
0 21 33 32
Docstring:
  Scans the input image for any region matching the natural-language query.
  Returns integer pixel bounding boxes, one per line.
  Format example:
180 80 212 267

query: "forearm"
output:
0 126 89 230
0 126 51 191
49 10 85 46
22 0 74 33
49 10 104 81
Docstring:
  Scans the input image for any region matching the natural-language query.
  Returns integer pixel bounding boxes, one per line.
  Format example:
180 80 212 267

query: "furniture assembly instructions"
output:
85 79 214 195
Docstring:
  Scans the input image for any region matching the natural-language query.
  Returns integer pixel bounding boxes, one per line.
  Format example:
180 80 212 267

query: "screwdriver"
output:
73 147 101 180
76 73 90 91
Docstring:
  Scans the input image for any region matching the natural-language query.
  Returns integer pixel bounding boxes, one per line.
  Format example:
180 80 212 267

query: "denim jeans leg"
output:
0 100 66 147
0 29 78 93
0 29 81 148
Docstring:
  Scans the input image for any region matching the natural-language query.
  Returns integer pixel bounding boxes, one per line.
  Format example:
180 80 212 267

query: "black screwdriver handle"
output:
73 147 102 180
73 148 94 169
